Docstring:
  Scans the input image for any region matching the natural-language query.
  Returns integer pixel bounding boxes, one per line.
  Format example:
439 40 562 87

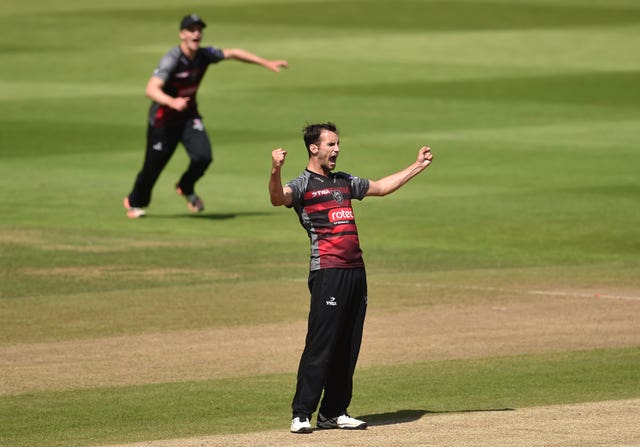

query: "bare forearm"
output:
367 146 433 196
146 86 173 106
368 162 427 196
269 148 292 206
269 168 287 206
223 48 288 72
145 77 186 110
225 48 268 66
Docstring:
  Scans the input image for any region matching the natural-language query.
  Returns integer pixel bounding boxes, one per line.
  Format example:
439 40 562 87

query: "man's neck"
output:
306 164 330 178
180 43 196 61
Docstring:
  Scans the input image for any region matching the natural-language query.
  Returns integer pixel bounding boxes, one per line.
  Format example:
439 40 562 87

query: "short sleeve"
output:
350 175 370 200
285 175 306 206
152 49 180 81
204 46 225 63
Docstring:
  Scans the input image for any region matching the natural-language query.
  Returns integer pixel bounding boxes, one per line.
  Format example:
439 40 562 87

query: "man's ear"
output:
309 144 318 155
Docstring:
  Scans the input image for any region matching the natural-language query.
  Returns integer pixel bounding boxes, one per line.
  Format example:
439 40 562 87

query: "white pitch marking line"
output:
375 282 640 302
456 285 640 301
528 290 640 301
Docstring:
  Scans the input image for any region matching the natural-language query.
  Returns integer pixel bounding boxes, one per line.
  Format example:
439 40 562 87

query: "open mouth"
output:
329 155 338 164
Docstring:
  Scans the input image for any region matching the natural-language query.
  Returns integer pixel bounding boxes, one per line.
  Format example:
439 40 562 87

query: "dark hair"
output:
302 122 338 154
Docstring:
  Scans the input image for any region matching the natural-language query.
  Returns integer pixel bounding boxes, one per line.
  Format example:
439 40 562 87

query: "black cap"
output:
180 14 207 30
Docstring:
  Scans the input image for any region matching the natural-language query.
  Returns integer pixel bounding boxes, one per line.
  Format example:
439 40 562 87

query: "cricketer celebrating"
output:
269 122 433 434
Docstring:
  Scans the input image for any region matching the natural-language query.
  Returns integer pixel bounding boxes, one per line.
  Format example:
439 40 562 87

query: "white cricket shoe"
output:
317 413 367 430
290 416 312 434
123 197 146 219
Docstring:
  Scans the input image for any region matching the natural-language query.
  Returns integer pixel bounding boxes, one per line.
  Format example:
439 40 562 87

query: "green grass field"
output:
1 1 640 446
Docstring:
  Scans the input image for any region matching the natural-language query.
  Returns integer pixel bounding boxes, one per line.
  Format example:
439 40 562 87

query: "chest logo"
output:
329 208 354 223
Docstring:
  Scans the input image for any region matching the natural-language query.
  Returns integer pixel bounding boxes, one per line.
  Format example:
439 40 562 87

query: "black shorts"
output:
146 118 212 164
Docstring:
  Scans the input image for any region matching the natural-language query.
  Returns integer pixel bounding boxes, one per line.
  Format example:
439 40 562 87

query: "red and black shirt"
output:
148 46 225 127
286 169 370 271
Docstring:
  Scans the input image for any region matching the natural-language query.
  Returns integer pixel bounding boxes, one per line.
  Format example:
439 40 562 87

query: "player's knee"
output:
189 155 212 175
195 155 212 167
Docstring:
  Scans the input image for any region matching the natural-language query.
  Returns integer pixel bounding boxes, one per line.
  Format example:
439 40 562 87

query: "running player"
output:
124 13 288 218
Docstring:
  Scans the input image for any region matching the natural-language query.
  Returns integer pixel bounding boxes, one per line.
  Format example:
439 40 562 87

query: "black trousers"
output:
292 267 368 419
127 118 212 208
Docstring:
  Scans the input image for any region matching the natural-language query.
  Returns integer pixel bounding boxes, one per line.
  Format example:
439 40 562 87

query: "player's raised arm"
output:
366 146 433 197
269 148 293 206
223 48 289 72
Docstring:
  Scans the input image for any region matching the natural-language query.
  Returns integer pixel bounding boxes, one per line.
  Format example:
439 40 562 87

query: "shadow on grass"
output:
148 211 273 220
360 408 515 426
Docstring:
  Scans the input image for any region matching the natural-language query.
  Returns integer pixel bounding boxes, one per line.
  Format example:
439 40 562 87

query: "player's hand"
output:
272 148 287 169
266 60 289 73
417 146 433 168
169 96 190 111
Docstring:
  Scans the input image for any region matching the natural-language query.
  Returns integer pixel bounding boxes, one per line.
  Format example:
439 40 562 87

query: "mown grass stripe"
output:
1 347 638 447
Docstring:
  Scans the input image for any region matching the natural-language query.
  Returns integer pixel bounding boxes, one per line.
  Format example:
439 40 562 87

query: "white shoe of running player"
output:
123 197 146 219
316 413 367 430
290 416 312 434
